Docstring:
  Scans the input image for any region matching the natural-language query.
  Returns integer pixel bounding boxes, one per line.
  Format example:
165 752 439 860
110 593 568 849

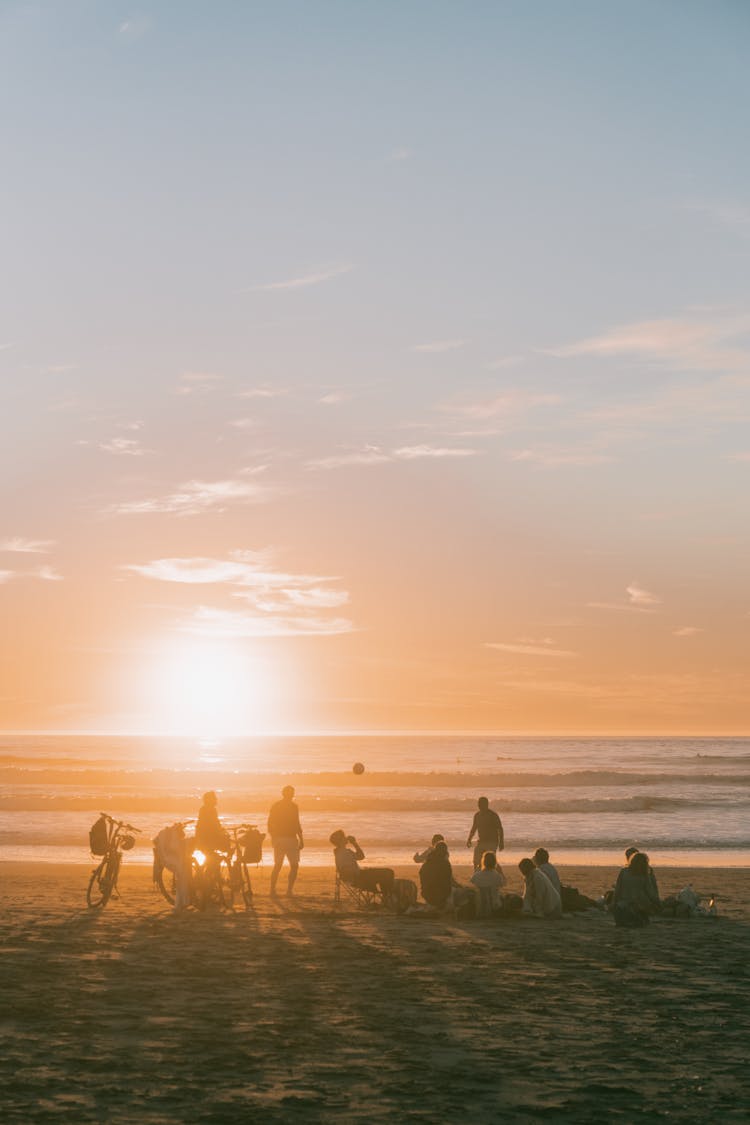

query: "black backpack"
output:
240 827 265 864
89 815 108 856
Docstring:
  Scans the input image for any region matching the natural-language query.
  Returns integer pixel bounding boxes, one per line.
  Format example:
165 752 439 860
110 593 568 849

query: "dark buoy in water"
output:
352 762 365 775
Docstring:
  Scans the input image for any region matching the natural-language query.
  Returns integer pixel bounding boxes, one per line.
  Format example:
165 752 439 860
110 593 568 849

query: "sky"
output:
1 0 749 735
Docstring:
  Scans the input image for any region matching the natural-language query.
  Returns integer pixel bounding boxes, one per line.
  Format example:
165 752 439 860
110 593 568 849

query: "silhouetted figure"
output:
533 847 561 895
470 850 507 915
466 796 504 869
268 785 304 897
413 833 445 864
330 829 395 898
613 850 660 927
519 857 562 918
195 791 230 853
419 841 472 911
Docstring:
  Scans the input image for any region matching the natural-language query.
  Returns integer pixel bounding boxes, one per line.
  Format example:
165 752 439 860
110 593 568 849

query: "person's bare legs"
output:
286 861 299 895
270 857 283 896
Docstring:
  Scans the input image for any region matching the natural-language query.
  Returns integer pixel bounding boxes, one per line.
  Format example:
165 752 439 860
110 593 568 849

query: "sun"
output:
143 638 269 736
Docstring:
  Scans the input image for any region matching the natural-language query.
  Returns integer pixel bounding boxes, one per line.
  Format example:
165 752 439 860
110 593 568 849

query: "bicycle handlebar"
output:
100 813 142 834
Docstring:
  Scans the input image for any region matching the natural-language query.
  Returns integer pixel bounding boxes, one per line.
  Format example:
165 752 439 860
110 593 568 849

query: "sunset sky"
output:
2 1 749 734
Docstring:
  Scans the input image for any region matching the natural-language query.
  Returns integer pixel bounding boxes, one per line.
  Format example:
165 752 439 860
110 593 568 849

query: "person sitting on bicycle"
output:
330 829 395 898
195 791 230 873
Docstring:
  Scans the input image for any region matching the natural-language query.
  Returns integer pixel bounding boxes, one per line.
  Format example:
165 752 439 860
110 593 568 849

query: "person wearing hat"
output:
268 785 304 897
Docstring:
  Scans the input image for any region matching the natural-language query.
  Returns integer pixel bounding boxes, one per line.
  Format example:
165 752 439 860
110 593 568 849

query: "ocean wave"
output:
1 765 750 790
1 793 747 815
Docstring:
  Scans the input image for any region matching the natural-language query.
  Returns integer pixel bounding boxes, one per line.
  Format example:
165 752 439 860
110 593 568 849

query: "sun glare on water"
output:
144 639 267 737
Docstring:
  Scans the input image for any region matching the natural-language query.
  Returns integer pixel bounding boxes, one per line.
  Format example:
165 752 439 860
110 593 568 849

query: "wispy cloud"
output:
0 566 62 583
251 265 352 292
125 551 353 637
439 390 561 423
306 444 478 470
0 538 55 554
33 566 63 582
237 386 289 400
109 477 273 516
411 340 465 354
674 626 702 637
626 583 661 608
175 372 223 396
485 641 577 657
508 446 612 467
547 311 750 373
117 16 151 40
388 147 411 162
307 447 390 470
184 606 353 638
392 445 478 460
98 437 147 456
727 451 750 462
588 584 661 612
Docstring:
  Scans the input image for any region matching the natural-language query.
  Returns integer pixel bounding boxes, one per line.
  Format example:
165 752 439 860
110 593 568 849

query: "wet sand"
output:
1 862 749 1122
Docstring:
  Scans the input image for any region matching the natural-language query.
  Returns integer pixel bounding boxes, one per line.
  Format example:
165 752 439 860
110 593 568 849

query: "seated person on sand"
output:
413 833 445 864
470 851 507 915
330 830 395 898
624 845 659 900
613 851 660 927
532 847 561 895
195 791 230 874
466 796 504 870
419 841 472 911
519 857 562 919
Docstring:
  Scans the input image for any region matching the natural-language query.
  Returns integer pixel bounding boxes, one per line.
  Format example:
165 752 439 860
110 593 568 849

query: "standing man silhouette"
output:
466 795 504 870
268 785 304 897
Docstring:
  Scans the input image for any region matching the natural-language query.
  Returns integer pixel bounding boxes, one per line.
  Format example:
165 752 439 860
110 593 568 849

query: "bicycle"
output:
86 814 141 908
223 823 261 910
154 824 234 912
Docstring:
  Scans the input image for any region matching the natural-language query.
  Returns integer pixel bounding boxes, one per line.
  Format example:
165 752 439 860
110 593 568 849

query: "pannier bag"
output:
89 815 109 856
240 827 265 864
153 824 186 876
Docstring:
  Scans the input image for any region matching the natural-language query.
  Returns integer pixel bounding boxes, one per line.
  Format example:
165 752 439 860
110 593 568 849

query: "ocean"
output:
1 734 749 868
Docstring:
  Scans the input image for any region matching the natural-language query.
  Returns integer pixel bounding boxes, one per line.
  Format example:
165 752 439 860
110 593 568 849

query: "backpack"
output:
392 877 418 914
240 827 265 864
89 815 108 856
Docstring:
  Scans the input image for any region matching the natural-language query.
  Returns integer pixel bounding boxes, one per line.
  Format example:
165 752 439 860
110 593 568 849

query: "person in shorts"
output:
466 796 504 870
268 785 304 897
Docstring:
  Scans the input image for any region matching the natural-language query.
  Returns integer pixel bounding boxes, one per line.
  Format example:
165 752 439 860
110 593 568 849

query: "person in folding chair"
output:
330 829 395 905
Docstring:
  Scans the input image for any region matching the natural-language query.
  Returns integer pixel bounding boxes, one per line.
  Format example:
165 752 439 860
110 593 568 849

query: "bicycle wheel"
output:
86 859 107 908
156 865 176 905
87 852 119 908
218 856 235 910
238 861 254 909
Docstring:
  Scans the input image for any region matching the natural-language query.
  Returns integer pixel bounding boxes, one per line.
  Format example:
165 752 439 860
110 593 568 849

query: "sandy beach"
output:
1 861 748 1123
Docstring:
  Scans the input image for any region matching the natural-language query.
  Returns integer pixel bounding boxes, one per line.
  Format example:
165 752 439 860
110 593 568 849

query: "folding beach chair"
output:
334 871 385 910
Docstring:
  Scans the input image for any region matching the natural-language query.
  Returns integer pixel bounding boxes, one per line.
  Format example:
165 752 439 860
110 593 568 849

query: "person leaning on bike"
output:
195 791 230 875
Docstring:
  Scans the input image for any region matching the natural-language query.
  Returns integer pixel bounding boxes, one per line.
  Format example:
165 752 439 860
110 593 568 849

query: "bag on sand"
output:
561 885 598 913
392 878 418 914
240 827 265 864
89 815 108 856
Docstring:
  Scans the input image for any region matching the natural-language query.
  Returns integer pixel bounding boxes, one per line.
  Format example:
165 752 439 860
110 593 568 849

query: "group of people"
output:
330 796 568 919
192 789 668 926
